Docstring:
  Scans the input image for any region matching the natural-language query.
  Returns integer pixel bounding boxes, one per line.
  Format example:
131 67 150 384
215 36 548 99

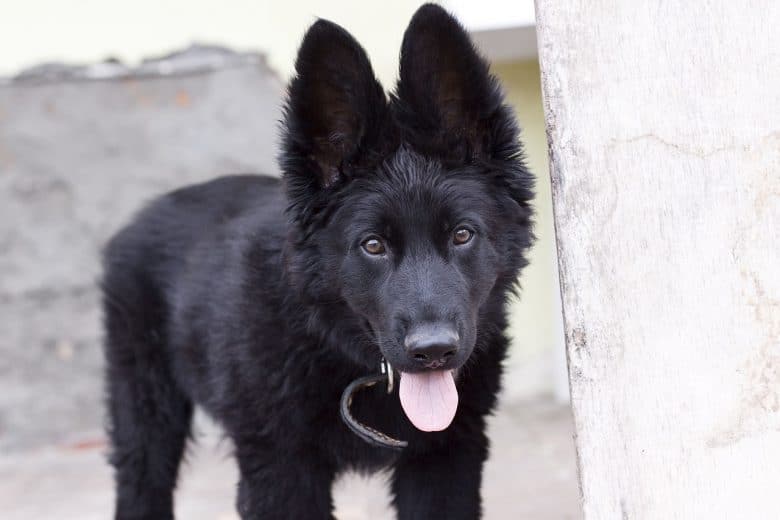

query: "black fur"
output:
102 4 534 519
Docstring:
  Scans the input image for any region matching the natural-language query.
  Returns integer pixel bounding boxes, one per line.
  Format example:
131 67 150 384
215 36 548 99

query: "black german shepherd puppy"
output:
102 4 533 519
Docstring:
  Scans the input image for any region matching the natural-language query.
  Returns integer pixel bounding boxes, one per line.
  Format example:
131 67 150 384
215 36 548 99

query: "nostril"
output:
405 323 460 365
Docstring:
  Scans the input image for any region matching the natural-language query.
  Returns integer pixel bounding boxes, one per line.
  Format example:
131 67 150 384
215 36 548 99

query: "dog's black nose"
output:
404 324 459 366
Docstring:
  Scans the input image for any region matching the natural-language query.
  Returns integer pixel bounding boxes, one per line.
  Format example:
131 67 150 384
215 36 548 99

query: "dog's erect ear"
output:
394 4 507 160
282 19 387 189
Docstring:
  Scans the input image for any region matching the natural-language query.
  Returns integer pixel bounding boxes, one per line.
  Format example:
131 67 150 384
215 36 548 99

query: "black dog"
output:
102 4 533 519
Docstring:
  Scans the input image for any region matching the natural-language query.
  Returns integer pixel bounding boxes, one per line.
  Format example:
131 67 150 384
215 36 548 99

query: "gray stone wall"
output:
0 46 283 451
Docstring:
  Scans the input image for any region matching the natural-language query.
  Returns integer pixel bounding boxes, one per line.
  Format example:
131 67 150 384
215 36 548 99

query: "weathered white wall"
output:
535 1 779 518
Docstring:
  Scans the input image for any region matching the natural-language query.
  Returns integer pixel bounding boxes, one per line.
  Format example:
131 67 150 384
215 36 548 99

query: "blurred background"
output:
0 1 578 518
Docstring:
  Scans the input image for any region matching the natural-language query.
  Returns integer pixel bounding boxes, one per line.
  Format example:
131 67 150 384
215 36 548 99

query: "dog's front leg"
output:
234 444 336 520
391 438 488 520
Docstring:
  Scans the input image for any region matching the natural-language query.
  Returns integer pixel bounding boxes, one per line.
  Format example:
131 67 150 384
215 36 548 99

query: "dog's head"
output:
281 4 533 392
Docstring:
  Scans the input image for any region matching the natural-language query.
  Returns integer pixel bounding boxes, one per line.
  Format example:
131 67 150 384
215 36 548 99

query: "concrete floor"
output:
0 398 581 519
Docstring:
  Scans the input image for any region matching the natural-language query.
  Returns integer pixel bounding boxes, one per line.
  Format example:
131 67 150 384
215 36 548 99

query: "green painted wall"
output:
491 60 563 398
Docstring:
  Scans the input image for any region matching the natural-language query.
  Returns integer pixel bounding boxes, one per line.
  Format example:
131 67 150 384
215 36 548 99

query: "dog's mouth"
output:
340 359 460 450
359 319 461 432
398 368 458 432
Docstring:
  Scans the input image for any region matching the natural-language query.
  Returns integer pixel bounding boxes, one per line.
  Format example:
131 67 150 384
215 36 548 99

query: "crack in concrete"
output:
608 131 779 159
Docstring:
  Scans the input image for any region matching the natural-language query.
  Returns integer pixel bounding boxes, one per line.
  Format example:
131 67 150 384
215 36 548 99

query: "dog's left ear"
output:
393 4 511 161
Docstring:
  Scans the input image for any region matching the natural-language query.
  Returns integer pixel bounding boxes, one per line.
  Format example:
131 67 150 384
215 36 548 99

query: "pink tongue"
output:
399 371 458 432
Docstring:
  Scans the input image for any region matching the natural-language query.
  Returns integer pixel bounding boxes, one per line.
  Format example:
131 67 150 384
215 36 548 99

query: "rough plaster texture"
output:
0 46 283 451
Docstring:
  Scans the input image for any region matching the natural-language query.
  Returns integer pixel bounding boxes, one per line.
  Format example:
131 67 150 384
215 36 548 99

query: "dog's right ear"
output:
281 20 386 193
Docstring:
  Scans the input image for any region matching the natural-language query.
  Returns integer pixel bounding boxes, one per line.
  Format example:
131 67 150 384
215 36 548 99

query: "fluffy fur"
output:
102 4 534 519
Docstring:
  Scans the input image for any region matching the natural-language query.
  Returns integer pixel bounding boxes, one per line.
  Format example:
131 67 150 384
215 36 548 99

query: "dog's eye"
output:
361 237 386 255
453 227 474 245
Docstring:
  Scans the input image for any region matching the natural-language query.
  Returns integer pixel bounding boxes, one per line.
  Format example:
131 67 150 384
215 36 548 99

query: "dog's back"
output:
102 174 286 518
103 174 284 314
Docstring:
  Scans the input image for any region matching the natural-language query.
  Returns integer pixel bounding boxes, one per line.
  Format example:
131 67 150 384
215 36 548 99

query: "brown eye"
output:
453 227 473 245
361 237 386 255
